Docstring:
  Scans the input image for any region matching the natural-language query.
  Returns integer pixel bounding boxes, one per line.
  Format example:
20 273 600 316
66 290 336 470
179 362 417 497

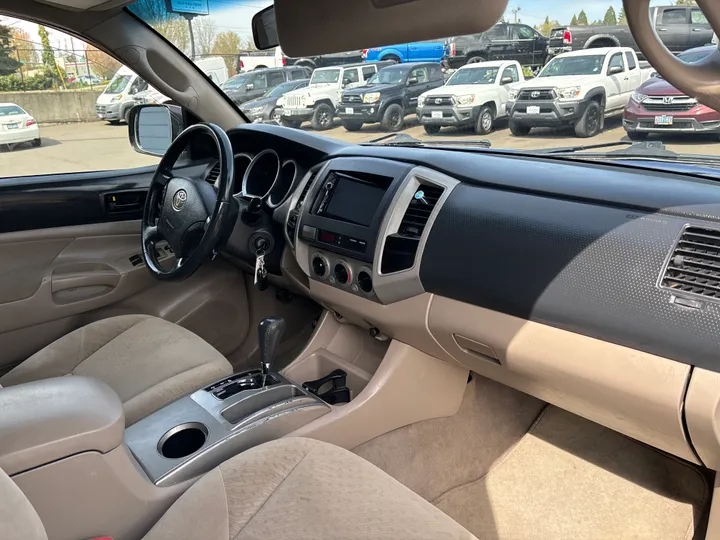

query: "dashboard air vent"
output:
661 226 720 300
398 184 444 238
205 162 221 184
295 170 318 211
287 170 319 248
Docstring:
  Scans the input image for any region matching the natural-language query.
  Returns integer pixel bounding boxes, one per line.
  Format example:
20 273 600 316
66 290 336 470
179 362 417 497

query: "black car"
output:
337 62 445 132
221 66 309 105
283 50 365 71
240 79 310 123
445 23 548 69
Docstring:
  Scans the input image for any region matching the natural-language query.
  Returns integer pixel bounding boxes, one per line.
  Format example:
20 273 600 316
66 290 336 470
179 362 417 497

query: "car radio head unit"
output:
315 171 389 227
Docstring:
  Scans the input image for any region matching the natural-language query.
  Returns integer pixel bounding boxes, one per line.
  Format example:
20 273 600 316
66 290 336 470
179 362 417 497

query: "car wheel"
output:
384 55 401 64
466 56 486 65
123 107 132 124
475 105 494 135
509 119 531 136
343 121 363 132
32 138 41 147
626 130 648 141
381 104 405 132
280 118 302 129
311 103 334 130
574 100 603 138
270 108 281 122
108 120 121 125
424 124 441 135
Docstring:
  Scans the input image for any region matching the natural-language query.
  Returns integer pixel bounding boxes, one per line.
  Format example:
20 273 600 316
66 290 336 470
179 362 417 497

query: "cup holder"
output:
158 422 208 459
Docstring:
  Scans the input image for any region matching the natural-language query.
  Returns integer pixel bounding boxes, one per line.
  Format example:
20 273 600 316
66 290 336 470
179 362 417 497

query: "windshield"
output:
310 69 340 84
104 74 131 94
0 105 24 116
126 0 719 165
368 67 410 84
539 55 604 77
447 67 499 85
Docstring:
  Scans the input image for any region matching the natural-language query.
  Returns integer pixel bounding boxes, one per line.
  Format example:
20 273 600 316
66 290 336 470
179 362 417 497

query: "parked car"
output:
507 48 652 138
222 66 309 105
623 46 719 140
279 62 390 130
283 49 365 71
444 23 549 69
362 40 445 64
95 66 149 124
240 79 309 123
416 60 524 135
337 62 444 132
548 5 713 59
0 103 40 149
77 75 102 85
235 48 284 72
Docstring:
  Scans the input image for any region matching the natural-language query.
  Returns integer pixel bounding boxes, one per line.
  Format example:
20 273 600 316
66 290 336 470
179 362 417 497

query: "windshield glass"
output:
310 69 340 84
447 67 499 85
368 67 410 84
104 74 131 94
126 0 719 164
0 105 24 116
539 55 604 77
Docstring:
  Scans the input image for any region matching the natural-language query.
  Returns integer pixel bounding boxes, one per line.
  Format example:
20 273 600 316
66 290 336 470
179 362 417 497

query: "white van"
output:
96 58 228 123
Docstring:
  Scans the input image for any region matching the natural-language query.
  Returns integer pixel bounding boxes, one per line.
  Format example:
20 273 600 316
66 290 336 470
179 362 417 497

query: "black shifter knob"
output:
258 317 286 376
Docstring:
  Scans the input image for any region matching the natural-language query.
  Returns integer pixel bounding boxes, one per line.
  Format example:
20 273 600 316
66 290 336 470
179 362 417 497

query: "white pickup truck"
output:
416 60 525 135
507 47 653 138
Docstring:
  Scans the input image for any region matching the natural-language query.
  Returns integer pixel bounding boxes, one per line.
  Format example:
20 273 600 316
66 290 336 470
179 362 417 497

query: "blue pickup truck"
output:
362 41 445 64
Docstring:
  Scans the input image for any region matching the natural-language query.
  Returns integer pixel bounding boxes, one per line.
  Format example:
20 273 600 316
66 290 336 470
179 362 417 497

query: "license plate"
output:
655 115 673 126
526 106 540 114
431 110 443 119
6 123 18 129
345 107 354 114
283 109 292 116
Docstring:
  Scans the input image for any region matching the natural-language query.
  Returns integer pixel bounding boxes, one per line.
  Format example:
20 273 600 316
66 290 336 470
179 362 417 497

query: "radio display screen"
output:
323 177 385 227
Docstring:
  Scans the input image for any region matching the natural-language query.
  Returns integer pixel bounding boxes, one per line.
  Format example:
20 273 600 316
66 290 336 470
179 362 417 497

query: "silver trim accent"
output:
372 166 459 304
311 252 330 279
267 159 298 209
157 422 207 458
357 266 374 295
333 259 353 288
241 149 280 199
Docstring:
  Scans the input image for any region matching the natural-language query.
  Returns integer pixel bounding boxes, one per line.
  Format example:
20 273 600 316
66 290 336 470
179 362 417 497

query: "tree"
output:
193 17 217 56
85 44 122 80
38 25 64 86
577 10 589 26
603 6 617 25
212 31 242 73
10 28 37 67
570 14 578 25
674 0 697 5
0 25 22 76
535 16 561 37
618 7 628 25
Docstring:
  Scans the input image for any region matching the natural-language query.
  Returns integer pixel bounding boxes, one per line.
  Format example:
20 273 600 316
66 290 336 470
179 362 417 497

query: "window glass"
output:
447 67 499 85
290 69 306 80
539 55 604 77
624 52 637 70
608 53 624 72
344 68 360 84
513 26 536 40
310 69 340 84
409 67 428 83
661 8 688 25
368 66 410 84
486 25 508 40
362 66 376 80
267 72 285 87
502 65 519 82
691 9 708 25
249 73 267 89
429 65 444 81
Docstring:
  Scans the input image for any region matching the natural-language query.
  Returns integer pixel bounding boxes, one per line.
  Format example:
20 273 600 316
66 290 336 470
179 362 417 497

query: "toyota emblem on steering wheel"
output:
172 189 188 211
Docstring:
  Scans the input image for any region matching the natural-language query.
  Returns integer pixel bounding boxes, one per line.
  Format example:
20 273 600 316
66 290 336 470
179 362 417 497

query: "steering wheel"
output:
142 123 235 281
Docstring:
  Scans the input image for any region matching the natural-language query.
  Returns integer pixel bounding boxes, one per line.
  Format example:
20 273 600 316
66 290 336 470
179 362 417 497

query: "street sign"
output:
166 0 209 16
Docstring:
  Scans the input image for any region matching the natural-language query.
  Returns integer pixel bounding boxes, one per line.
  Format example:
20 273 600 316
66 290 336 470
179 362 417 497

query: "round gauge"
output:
267 160 298 209
233 153 252 195
242 149 280 199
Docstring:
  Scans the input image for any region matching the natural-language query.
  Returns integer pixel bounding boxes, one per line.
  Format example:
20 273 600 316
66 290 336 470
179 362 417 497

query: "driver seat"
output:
0 315 233 426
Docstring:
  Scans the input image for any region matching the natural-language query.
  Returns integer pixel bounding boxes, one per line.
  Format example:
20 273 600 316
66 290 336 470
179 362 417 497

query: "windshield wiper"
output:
540 141 633 154
365 133 491 148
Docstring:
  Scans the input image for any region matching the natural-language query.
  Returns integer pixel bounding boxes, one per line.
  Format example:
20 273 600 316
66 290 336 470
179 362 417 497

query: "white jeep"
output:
278 63 384 130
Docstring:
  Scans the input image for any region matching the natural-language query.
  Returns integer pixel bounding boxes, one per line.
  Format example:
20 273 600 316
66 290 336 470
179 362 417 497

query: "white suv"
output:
278 62 386 130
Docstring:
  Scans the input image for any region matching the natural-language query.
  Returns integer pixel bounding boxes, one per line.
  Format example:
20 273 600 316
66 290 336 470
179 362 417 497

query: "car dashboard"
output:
205 123 720 471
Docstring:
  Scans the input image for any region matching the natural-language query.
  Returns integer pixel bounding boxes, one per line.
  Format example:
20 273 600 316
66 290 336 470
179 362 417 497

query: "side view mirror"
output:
246 83 255 90
500 76 513 84
608 65 624 75
342 78 351 86
650 70 659 78
408 77 419 85
128 104 184 157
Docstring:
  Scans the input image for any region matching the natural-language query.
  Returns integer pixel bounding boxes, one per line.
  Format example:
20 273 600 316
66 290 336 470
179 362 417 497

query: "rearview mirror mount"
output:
128 104 184 157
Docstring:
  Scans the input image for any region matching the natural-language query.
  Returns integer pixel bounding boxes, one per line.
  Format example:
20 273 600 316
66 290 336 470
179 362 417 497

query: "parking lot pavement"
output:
1 119 719 179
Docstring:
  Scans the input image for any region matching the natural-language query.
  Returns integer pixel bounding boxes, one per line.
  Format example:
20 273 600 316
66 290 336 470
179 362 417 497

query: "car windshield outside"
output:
222 74 250 89
368 67 410 85
265 81 299 98
310 69 340 84
447 67 499 85
104 74 131 94
678 48 715 64
539 55 605 77
0 105 24 116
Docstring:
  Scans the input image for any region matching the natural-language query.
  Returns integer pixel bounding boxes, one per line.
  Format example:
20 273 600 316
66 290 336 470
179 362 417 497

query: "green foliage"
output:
37 26 65 87
577 10 589 26
0 70 54 91
603 6 617 25
0 24 22 76
535 16 561 37
674 0 697 5
570 14 578 25
618 7 628 25
522 66 534 78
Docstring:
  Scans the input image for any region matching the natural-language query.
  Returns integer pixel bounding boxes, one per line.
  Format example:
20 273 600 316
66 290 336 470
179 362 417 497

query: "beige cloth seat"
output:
0 315 232 426
2 437 477 540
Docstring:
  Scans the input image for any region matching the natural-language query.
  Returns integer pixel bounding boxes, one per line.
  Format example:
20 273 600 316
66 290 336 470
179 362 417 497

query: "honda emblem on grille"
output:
663 96 674 104
531 91 540 98
435 98 442 104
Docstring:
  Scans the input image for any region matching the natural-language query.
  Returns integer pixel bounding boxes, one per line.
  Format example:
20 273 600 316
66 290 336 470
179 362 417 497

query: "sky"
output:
0 0 681 55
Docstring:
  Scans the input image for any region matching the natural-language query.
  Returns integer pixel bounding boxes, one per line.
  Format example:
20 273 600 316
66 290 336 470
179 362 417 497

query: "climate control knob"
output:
357 270 373 293
311 255 329 278
333 261 351 286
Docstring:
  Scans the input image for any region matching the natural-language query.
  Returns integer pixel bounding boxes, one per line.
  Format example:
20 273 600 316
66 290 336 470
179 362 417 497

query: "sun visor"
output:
253 0 509 55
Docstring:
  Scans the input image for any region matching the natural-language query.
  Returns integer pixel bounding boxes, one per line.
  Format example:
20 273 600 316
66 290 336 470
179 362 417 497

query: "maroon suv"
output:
623 46 720 140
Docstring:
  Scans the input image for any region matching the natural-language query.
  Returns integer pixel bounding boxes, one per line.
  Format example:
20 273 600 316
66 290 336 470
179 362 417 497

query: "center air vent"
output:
661 226 720 300
398 184 444 238
286 170 319 248
205 162 221 184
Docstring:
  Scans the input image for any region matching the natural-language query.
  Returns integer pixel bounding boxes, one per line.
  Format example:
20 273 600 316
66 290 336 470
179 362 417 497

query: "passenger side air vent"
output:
381 182 444 274
661 226 720 300
205 162 221 184
286 169 319 248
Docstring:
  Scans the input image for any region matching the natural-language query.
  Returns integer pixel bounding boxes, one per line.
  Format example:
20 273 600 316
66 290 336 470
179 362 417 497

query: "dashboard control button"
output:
357 270 373 293
333 261 351 286
301 225 317 240
329 276 336 285
351 284 359 293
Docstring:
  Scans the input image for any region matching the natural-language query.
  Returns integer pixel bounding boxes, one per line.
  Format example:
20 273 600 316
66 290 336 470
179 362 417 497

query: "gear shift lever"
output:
258 317 285 387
